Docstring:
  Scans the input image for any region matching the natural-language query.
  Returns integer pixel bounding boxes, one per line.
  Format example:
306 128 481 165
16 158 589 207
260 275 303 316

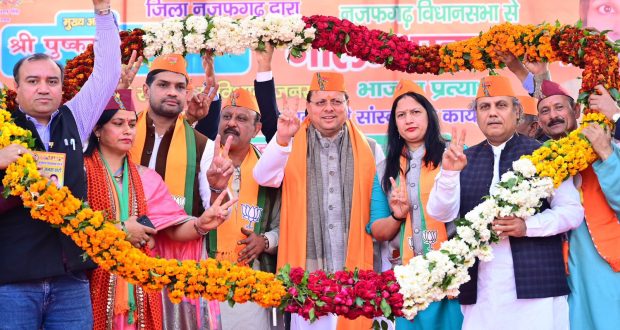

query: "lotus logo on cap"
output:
316 73 328 91
113 92 126 111
481 80 492 97
230 91 239 107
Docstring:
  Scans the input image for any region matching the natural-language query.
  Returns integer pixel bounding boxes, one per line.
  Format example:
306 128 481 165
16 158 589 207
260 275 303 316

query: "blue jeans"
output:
0 272 93 330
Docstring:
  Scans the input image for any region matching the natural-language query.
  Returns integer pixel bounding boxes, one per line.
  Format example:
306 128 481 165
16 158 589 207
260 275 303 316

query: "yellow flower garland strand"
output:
523 112 614 187
0 101 285 306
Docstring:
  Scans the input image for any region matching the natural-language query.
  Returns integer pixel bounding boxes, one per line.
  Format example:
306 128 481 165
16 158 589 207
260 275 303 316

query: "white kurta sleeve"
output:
525 176 584 237
426 169 461 222
253 136 292 188
198 139 215 209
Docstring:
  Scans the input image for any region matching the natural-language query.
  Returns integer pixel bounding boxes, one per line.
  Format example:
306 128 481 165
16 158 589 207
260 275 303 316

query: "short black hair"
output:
145 69 189 86
13 53 64 84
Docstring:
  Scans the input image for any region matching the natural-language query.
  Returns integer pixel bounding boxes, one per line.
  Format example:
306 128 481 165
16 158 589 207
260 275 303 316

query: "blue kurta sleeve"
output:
369 174 391 234
593 144 620 215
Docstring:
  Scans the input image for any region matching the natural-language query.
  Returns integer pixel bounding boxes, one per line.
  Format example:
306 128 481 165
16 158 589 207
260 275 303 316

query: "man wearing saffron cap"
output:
206 87 281 330
252 72 384 330
427 75 583 330
516 95 541 139
0 0 120 327
536 80 620 330
128 53 222 329
130 54 217 218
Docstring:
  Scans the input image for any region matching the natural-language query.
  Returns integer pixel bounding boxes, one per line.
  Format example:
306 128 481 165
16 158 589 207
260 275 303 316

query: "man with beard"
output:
206 88 281 330
537 80 620 330
130 54 218 216
427 75 583 330
128 54 220 329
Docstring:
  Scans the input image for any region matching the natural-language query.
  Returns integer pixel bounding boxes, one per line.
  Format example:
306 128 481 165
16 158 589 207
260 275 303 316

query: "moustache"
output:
548 118 565 127
223 128 240 136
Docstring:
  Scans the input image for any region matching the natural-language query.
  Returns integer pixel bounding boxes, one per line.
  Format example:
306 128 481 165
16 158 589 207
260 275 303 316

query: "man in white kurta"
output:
426 75 583 330
253 72 385 330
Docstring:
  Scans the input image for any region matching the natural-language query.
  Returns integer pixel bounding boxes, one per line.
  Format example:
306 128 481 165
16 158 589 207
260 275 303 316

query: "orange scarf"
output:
398 156 448 264
130 110 196 214
85 152 162 330
278 119 375 330
213 147 261 264
580 166 620 271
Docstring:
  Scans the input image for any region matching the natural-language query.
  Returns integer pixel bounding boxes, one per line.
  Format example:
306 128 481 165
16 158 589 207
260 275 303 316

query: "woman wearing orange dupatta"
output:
368 80 463 330
85 90 235 330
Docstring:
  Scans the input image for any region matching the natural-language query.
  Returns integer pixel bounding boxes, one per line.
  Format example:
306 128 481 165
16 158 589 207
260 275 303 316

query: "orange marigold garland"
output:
0 107 286 306
62 29 146 103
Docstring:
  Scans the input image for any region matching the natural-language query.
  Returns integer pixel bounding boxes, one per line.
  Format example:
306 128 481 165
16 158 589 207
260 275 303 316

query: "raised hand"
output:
582 123 613 161
589 85 620 121
237 227 267 264
275 92 301 145
389 177 410 220
117 50 143 90
196 190 237 232
523 58 549 75
186 54 219 124
255 42 275 72
93 0 111 11
207 134 234 191
441 126 467 171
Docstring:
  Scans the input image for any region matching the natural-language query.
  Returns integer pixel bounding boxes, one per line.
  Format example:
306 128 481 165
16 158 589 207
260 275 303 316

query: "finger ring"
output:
140 240 146 246
17 149 22 155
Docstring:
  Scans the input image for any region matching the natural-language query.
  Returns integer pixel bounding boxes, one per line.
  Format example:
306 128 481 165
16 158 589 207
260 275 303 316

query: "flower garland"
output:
0 105 286 307
304 16 620 109
141 14 315 58
2 16 620 324
278 265 404 324
524 112 613 187
62 29 145 103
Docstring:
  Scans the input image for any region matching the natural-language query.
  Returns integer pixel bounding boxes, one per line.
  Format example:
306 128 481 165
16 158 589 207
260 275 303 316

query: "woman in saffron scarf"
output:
367 80 463 329
84 90 235 330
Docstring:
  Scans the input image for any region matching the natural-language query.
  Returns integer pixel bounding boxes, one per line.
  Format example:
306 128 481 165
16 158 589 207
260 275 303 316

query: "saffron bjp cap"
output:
517 95 538 116
476 75 516 98
149 54 189 81
223 88 260 114
309 72 346 92
392 79 427 101
105 89 135 112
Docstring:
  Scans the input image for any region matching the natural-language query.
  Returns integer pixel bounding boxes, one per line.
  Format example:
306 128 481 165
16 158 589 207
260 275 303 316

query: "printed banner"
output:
0 0 606 146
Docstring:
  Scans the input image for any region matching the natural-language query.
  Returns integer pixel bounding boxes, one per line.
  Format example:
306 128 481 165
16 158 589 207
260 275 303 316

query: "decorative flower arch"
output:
0 14 617 324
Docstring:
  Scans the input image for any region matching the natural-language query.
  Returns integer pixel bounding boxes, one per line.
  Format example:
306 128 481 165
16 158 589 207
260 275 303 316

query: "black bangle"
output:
390 211 407 222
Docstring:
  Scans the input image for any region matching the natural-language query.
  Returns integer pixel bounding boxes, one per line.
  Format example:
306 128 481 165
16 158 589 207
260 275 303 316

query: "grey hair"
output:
471 96 524 123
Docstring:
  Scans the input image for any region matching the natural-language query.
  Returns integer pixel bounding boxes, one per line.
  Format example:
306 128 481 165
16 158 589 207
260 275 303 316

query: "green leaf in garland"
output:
380 298 391 317
609 88 620 101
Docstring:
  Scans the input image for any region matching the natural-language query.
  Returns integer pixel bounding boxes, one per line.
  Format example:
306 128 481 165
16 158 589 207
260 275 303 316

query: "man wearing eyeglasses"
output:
253 72 384 330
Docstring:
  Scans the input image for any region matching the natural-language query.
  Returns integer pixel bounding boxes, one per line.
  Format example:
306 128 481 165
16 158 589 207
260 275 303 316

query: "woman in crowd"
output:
367 79 463 329
85 89 235 330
